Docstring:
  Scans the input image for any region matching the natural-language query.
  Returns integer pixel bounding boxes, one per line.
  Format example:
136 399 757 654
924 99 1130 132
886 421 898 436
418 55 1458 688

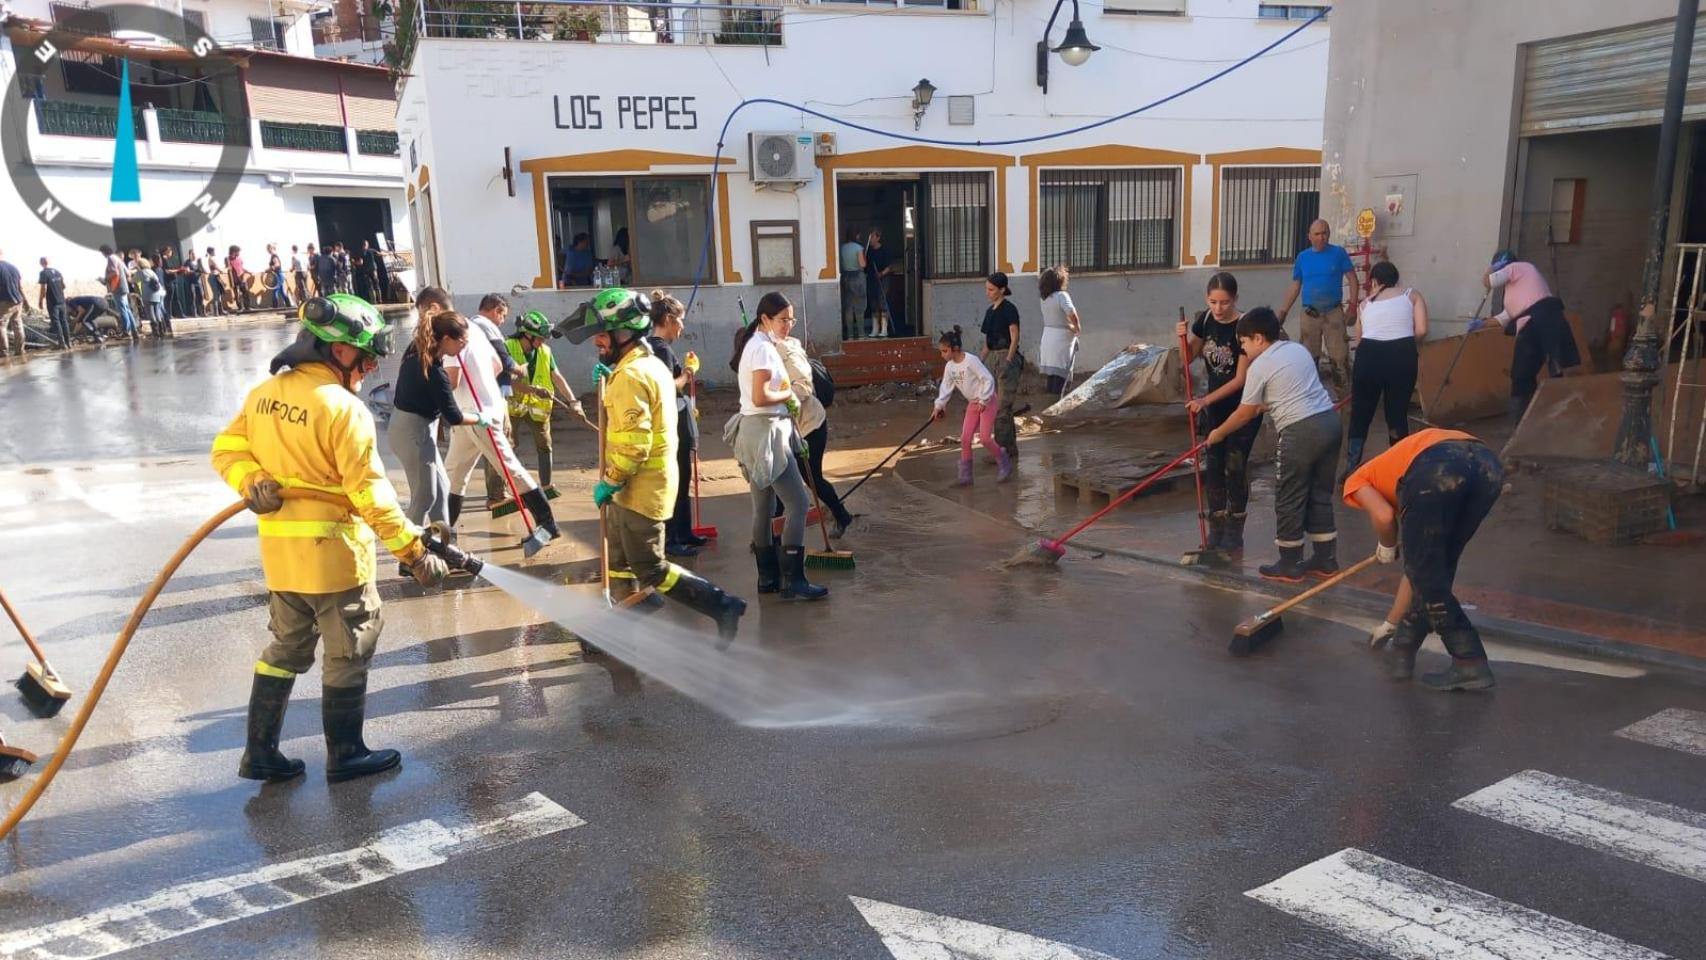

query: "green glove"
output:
592 362 614 390
593 479 622 507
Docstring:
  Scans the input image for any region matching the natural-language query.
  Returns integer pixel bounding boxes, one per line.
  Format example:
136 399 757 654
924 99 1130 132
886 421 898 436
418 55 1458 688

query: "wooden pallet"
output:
819 337 938 388
1053 451 1193 509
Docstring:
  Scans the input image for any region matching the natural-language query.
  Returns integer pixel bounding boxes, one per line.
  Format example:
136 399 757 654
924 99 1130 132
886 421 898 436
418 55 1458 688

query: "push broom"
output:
0 734 36 783
798 450 854 570
458 346 553 558
768 415 935 539
686 351 718 541
2 587 72 717
1176 311 1228 568
1230 554 1380 656
1006 438 1208 568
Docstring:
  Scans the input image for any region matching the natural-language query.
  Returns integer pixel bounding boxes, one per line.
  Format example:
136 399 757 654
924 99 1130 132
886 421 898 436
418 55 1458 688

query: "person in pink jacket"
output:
933 325 1010 485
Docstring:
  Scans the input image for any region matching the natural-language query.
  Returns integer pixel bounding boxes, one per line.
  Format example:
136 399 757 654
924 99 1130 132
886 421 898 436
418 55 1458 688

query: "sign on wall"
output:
1377 174 1418 238
552 95 700 131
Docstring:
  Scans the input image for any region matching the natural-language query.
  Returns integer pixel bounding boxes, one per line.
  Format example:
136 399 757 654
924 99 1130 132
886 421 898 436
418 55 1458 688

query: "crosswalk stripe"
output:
1246 848 1673 960
1453 769 1706 884
0 792 583 960
1615 708 1706 759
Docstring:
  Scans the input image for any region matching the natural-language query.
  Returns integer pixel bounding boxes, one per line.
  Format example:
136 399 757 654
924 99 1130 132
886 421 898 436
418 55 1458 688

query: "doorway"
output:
313 196 394 253
837 176 922 338
112 217 185 258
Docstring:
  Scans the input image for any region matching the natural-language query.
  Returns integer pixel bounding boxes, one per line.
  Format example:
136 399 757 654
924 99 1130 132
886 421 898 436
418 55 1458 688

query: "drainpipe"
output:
1615 0 1697 468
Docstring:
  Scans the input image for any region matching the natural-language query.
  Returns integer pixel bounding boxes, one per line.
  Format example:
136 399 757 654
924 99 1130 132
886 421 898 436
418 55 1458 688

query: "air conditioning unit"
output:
749 131 816 184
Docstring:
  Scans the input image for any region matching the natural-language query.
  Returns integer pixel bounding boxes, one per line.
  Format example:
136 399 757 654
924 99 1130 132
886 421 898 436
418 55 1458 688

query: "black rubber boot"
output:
780 546 829 601
519 488 562 539
448 493 464 527
1421 627 1496 692
666 572 748 648
1205 511 1227 551
752 544 782 595
322 682 401 783
237 673 305 782
1302 538 1339 580
1377 614 1427 681
1259 544 1308 583
1340 437 1365 483
1223 513 1246 555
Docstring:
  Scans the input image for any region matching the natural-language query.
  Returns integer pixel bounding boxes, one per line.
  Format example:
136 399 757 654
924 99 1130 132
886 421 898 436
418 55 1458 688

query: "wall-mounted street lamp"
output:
1037 0 1099 94
912 78 937 130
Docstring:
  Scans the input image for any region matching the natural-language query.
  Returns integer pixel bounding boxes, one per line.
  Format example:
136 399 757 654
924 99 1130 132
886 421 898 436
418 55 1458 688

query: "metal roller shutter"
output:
1522 18 1706 137
245 57 342 125
342 71 396 131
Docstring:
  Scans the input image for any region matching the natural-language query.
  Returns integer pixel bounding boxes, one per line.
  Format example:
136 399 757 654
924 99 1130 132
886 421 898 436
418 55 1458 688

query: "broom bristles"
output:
17 663 71 718
805 550 855 570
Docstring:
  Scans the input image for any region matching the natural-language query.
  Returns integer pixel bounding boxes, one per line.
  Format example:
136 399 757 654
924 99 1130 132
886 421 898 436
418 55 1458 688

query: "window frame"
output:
923 170 994 280
1037 165 1183 274
1216 163 1322 267
544 172 719 290
1257 3 1330 21
750 219 802 284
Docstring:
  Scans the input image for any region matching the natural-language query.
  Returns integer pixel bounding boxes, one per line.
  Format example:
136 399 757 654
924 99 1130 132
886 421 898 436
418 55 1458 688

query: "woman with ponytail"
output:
387 310 497 573
725 292 828 600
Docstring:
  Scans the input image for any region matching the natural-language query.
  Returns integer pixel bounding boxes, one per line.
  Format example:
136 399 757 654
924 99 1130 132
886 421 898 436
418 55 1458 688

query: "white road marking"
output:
1454 769 1706 883
1245 848 1673 960
850 896 1119 960
1616 708 1706 759
0 792 583 960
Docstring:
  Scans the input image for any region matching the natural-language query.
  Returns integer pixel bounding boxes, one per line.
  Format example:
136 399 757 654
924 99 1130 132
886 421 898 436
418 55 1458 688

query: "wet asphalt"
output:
3 328 1706 959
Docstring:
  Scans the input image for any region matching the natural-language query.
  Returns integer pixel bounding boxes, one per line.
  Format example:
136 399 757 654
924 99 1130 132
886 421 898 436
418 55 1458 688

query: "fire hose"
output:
0 488 478 844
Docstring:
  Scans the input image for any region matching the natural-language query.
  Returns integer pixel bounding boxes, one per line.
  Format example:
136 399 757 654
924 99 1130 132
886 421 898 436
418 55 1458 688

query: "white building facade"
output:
397 0 1330 377
1 0 410 297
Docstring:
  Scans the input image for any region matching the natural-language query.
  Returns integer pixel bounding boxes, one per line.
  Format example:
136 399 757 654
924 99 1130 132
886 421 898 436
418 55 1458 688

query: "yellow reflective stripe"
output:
348 486 377 509
608 430 651 444
212 434 250 453
256 519 359 539
657 564 682 592
254 660 296 679
223 460 262 490
383 530 416 552
609 569 637 579
607 452 640 472
276 477 346 495
641 456 668 469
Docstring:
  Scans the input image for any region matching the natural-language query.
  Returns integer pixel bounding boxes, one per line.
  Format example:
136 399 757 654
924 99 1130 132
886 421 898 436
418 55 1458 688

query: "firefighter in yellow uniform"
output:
212 294 448 784
506 309 584 495
559 288 747 643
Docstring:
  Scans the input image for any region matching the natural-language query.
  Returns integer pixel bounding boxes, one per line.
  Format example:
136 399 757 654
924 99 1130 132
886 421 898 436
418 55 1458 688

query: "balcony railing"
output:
157 108 251 146
260 121 348 152
356 129 401 156
418 1 783 46
35 100 146 139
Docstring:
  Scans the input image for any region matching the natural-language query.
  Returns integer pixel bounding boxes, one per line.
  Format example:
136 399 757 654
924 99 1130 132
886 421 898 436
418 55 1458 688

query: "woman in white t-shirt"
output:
1037 265 1082 397
932 325 1007 485
1346 260 1429 475
725 292 827 601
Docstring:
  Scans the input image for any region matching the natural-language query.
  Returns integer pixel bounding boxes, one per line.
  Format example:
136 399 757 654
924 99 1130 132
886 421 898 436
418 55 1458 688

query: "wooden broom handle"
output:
1258 555 1380 620
0 587 53 671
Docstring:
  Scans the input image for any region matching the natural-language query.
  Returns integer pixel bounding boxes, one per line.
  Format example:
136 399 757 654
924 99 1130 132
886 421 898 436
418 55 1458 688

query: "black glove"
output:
243 477 284 514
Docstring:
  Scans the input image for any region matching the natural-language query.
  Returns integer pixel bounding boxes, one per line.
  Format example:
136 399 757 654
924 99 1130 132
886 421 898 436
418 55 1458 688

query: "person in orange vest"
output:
211 294 448 784
1343 428 1504 692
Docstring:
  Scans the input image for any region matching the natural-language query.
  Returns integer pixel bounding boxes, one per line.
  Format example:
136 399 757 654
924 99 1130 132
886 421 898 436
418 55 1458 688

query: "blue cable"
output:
683 6 1326 314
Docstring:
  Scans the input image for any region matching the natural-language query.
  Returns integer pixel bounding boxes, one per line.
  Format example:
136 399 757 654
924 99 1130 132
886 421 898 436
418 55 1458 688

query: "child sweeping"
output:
933 326 1010 485
1177 271 1255 558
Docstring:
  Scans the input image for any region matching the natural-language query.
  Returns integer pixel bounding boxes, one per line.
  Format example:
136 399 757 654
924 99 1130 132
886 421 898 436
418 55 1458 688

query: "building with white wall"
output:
1 0 409 297
396 0 1330 377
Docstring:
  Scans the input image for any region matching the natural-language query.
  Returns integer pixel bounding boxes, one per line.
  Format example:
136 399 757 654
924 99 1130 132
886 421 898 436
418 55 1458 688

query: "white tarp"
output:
1041 343 1191 417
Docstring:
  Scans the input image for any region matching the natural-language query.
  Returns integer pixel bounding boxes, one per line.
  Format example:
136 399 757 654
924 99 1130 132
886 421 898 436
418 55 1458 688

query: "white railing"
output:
418 0 783 46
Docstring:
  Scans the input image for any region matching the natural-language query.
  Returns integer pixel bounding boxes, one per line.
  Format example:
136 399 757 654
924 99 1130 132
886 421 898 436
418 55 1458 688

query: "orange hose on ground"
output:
0 488 354 844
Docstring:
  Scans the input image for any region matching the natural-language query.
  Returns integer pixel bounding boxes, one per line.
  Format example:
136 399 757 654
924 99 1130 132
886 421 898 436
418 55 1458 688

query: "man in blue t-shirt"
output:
1277 219 1357 398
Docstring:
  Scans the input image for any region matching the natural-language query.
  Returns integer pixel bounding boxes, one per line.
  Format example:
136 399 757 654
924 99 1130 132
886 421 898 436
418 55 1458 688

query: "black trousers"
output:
1509 297 1581 414
1398 440 1503 655
668 438 696 543
805 422 852 527
1201 408 1259 518
1349 336 1417 446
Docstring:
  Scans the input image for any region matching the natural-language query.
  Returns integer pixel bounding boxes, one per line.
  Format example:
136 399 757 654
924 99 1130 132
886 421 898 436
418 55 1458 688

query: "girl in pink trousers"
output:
933 326 1011 484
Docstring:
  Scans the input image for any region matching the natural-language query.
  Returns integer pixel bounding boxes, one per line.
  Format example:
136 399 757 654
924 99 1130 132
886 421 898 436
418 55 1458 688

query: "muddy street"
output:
2 327 1706 959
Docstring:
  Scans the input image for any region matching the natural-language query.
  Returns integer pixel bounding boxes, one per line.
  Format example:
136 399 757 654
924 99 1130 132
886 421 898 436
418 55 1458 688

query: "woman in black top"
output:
387 311 496 556
1176 272 1257 556
980 271 1022 461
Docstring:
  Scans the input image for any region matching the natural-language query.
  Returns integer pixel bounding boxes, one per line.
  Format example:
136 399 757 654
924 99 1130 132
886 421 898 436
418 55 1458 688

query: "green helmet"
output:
516 310 551 339
559 287 654 344
299 294 391 357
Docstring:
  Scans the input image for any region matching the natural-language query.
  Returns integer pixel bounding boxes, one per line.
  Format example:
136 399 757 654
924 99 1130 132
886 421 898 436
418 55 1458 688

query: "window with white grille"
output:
1040 168 1179 272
